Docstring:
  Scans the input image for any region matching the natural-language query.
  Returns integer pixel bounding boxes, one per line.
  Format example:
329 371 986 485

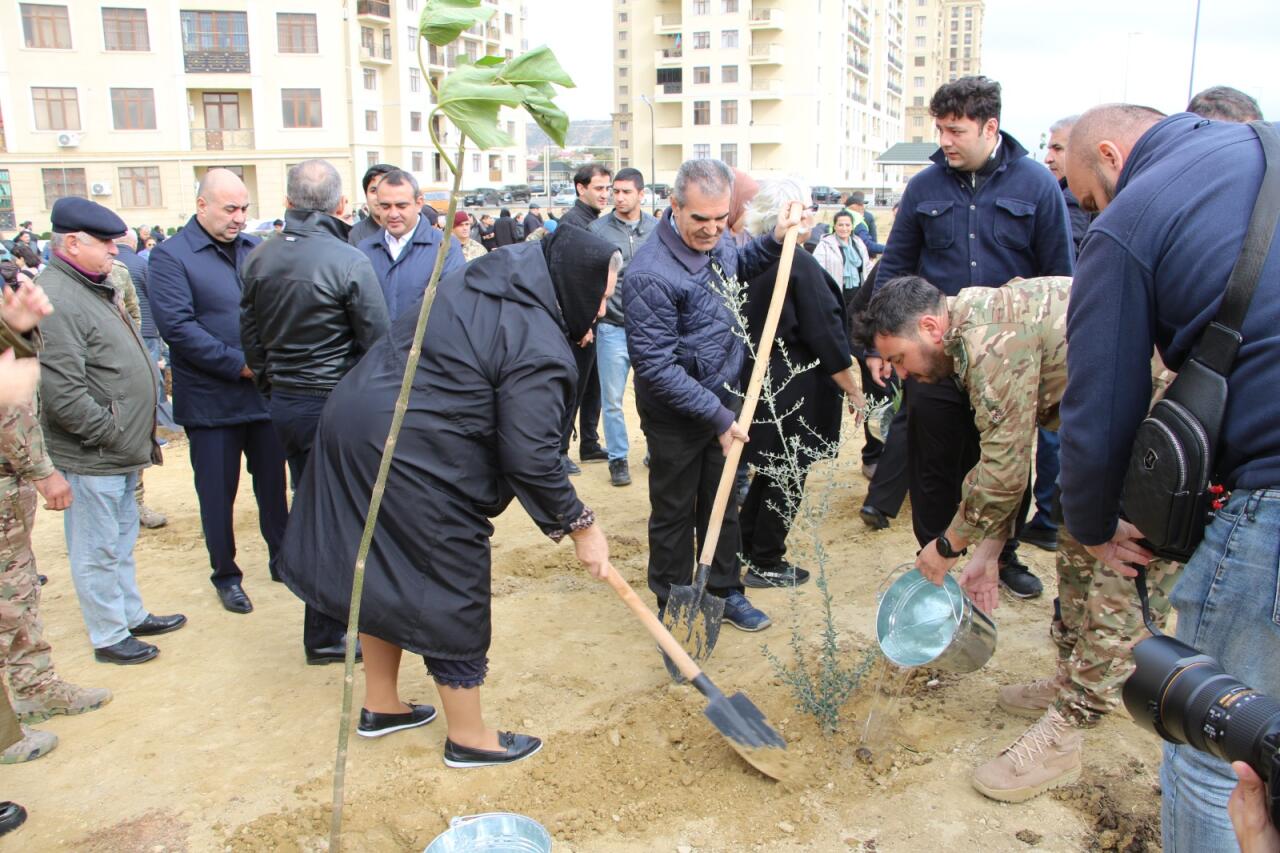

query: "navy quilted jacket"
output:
623 210 782 432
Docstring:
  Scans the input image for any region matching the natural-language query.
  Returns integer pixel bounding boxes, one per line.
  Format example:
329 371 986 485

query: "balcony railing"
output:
750 78 784 97
357 0 391 19
183 49 250 73
655 47 683 66
887 81 903 94
849 25 870 44
662 82 683 95
852 60 870 75
749 8 783 28
190 128 255 151
655 13 682 31
748 43 783 63
361 44 392 63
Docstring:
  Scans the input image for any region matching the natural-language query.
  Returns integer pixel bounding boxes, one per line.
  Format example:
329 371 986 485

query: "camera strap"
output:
1133 563 1163 638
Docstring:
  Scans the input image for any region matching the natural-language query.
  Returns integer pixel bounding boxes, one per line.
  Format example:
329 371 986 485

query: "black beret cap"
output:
50 197 128 240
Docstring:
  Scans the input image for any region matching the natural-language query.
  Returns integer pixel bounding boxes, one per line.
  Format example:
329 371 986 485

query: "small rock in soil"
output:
777 821 795 834
1015 829 1042 845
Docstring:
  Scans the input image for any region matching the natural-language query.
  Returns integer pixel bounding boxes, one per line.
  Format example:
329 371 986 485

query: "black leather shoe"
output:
306 640 362 666
216 584 253 614
0 801 27 837
999 556 1044 599
860 505 890 530
743 561 812 588
443 731 543 768
37 575 47 586
130 613 187 637
357 703 437 738
94 636 159 665
579 445 608 463
1019 525 1059 552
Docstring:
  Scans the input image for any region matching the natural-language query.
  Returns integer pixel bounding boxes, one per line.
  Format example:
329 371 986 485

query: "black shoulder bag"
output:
1120 120 1280 563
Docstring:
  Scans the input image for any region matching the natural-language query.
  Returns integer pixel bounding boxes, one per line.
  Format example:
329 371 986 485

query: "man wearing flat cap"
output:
36 197 186 665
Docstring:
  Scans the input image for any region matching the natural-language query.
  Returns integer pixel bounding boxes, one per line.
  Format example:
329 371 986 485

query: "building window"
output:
720 99 737 125
722 0 739 11
506 120 515 136
0 171 13 230
952 6 959 16
721 65 738 83
471 153 480 171
406 0 416 8
620 139 629 150
913 95 924 106
103 7 149 51
693 31 710 49
619 85 628 96
720 143 737 166
619 48 627 58
281 88 322 128
966 19 973 30
363 68 376 89
21 3 71 49
180 10 249 52
950 34 958 45
365 110 378 131
964 33 972 44
42 167 86 208
118 166 161 207
367 151 380 168
619 66 627 77
507 155 515 172
406 25 417 49
693 0 709 13
31 86 79 130
618 12 627 22
694 66 710 84
914 55 925 66
409 67 422 91
913 75 924 88
693 144 710 159
619 30 627 40
410 111 422 132
915 15 926 26
412 151 424 171
966 5 974 16
504 12 513 33
277 12 317 53
110 88 156 129
914 35 926 48
693 101 710 125
721 30 738 49
913 115 923 127
620 120 629 131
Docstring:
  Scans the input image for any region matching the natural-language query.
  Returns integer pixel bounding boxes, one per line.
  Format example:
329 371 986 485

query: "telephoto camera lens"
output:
1124 634 1280 821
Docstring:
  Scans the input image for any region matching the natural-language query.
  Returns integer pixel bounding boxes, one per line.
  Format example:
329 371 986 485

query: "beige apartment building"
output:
0 0 527 234
903 0 984 142
612 0 908 194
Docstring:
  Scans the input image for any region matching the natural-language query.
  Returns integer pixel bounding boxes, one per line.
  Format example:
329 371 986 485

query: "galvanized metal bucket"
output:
865 403 895 444
423 812 552 853
875 565 996 673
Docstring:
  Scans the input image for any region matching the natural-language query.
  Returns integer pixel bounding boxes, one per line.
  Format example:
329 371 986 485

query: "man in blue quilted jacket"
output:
623 159 805 632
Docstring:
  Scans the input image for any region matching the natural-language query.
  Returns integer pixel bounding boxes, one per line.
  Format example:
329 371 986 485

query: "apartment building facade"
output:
0 0 527 233
902 0 984 142
612 0 907 193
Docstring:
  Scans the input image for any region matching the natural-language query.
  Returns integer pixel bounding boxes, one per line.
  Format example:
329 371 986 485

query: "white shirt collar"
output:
384 218 419 261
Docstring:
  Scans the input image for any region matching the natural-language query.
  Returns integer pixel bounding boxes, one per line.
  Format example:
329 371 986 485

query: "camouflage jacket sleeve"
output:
948 324 1041 543
0 319 41 360
109 263 142 330
0 396 55 481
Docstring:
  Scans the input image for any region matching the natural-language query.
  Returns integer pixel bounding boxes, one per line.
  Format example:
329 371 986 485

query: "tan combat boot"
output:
137 504 168 529
997 675 1063 718
0 726 57 764
13 681 113 723
971 707 1082 803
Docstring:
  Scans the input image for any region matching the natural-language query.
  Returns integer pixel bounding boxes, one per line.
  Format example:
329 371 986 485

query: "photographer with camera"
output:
1060 105 1280 851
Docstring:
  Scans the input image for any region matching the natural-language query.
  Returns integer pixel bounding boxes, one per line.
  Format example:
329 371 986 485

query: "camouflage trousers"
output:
1050 527 1180 727
0 482 57 702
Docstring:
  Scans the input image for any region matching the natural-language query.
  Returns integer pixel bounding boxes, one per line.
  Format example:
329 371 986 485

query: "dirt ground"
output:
12 404 1165 852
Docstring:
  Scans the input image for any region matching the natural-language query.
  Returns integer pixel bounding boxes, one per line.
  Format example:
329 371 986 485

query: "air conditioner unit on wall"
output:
90 181 112 196
56 132 81 148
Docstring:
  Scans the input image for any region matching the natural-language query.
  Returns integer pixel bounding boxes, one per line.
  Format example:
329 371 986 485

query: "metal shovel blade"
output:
660 563 724 678
697 678 792 781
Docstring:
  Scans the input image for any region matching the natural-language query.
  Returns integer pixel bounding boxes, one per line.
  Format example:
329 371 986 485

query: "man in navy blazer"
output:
147 168 288 615
358 170 463 321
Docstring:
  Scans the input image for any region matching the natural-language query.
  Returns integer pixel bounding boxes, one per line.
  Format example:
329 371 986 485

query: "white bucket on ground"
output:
423 812 552 853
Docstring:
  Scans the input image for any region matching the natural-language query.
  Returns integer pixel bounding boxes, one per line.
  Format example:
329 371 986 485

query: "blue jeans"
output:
144 336 179 430
62 471 148 648
596 322 631 462
1159 488 1280 853
1029 427 1059 530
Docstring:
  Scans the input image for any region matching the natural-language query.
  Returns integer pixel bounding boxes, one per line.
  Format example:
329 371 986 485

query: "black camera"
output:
1124 633 1280 828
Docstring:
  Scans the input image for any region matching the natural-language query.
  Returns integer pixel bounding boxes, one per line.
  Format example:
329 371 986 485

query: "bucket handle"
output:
879 562 966 635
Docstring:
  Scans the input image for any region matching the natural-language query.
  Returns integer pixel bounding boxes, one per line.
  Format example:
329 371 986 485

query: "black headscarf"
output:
542 224 615 342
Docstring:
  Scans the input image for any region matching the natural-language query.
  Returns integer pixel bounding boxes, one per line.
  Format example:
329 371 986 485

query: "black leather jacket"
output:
240 209 389 397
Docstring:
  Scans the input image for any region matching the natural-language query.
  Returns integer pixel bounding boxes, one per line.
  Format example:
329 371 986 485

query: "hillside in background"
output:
526 120 615 155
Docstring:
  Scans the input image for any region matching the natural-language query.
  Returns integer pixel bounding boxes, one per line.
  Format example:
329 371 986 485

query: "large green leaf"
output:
420 0 494 47
437 102 514 149
519 87 571 147
501 45 576 88
436 65 522 149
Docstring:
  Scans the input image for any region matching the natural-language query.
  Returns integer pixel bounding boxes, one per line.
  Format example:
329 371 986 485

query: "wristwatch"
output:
935 534 968 559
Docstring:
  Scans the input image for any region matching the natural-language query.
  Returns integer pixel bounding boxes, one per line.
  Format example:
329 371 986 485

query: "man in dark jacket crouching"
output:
276 226 620 766
240 159 389 665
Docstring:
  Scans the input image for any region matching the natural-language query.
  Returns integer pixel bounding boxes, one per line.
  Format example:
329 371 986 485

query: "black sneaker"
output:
561 455 581 476
999 557 1044 599
743 561 812 588
443 731 543 768
608 458 631 486
1019 525 1059 552
859 505 890 530
580 445 608 463
357 703 438 738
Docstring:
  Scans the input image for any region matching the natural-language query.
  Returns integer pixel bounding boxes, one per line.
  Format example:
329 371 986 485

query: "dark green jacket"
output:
36 255 158 475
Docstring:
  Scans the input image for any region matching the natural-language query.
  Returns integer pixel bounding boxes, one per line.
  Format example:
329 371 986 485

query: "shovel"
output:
660 202 807 673
605 565 793 781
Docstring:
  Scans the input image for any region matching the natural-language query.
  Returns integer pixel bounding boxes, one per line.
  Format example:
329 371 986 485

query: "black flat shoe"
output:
860 505 890 530
130 613 187 636
357 703 437 738
94 636 159 665
0 802 27 837
1019 525 1059 552
216 584 253 614
443 731 543 768
305 640 362 666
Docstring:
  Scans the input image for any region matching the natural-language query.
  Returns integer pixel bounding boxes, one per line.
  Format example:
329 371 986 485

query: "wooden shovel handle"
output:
696 201 805 569
604 565 704 684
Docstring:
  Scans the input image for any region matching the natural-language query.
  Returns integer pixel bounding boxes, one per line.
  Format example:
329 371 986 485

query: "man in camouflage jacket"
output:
858 274 1179 804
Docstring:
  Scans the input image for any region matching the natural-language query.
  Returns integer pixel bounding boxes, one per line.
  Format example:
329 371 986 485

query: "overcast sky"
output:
523 0 1279 153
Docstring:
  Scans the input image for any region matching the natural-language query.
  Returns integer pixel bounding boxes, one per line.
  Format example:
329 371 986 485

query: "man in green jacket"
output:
36 198 185 666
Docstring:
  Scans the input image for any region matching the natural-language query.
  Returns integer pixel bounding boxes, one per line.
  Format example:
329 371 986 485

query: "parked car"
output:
649 183 671 199
464 187 501 206
810 185 841 205
503 184 531 203
552 189 576 206
421 187 452 215
528 183 547 197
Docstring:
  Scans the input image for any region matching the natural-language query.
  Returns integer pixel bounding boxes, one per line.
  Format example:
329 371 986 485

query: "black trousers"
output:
561 341 602 454
638 404 744 603
268 391 348 651
864 401 910 517
904 378 1030 555
740 468 810 569
187 420 289 589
